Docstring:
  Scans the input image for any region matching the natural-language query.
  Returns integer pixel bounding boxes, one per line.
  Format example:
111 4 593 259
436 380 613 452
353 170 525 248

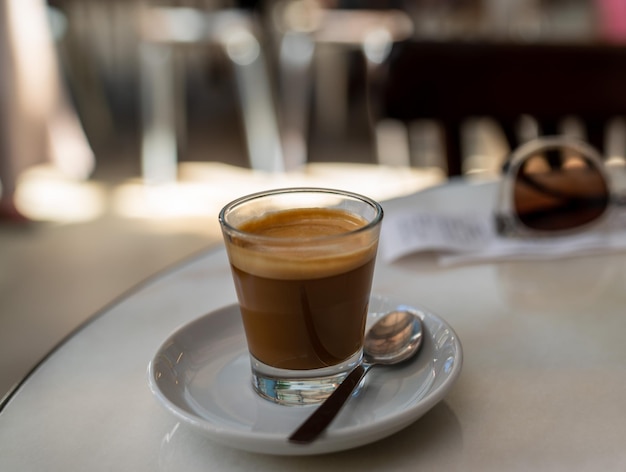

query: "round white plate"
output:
147 295 463 456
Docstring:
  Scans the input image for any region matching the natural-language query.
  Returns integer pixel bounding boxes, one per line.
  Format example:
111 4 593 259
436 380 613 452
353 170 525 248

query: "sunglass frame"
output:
495 135 620 237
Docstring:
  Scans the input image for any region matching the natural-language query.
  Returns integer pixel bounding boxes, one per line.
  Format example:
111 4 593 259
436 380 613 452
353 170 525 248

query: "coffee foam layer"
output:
225 208 379 280
239 208 365 238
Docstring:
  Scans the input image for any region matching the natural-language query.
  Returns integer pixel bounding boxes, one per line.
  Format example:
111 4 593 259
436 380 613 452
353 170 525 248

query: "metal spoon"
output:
288 310 423 444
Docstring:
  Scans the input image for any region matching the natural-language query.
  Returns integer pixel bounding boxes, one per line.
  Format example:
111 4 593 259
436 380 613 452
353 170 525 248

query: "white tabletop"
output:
2 179 626 471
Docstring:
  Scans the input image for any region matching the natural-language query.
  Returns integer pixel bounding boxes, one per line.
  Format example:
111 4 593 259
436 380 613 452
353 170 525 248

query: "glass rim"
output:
218 187 384 243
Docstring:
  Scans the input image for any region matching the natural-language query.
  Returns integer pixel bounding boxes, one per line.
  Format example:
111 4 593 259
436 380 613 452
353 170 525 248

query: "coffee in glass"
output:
219 188 383 405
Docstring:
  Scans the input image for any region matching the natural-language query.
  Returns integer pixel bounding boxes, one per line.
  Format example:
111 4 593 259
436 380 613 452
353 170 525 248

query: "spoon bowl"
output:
288 310 423 444
364 310 423 364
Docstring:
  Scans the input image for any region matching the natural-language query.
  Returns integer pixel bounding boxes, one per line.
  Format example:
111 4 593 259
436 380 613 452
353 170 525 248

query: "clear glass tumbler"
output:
219 187 383 405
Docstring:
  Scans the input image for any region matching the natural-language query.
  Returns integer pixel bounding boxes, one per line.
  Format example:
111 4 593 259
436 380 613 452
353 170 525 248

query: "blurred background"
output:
2 0 626 400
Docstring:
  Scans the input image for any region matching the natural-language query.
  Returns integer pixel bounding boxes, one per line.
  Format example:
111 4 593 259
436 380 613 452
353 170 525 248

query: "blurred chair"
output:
272 0 414 169
137 2 446 200
0 0 94 220
370 40 626 176
137 5 284 183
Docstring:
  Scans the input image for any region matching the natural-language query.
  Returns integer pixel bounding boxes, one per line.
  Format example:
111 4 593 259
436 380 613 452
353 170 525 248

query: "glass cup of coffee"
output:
219 188 383 406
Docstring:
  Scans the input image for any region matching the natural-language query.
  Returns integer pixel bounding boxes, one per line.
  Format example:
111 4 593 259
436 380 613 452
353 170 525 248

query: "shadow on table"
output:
157 401 463 470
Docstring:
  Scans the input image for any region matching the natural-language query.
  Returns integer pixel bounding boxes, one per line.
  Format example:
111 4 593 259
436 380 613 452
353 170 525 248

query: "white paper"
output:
379 208 626 266
379 210 496 262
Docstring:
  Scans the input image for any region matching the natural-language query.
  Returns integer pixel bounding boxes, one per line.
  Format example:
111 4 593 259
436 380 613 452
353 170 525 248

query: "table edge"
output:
0 244 222 413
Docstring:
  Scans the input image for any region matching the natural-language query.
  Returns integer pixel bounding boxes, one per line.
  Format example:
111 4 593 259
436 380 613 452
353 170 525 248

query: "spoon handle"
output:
288 363 372 444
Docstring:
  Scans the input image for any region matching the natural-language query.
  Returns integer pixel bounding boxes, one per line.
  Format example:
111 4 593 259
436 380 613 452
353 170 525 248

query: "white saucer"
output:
147 295 463 456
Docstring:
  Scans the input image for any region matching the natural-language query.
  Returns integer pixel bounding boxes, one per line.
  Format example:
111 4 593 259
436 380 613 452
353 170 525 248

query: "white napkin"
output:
379 208 626 266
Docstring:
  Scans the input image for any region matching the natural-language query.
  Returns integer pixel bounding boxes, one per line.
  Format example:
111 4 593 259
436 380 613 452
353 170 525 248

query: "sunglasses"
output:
495 136 626 237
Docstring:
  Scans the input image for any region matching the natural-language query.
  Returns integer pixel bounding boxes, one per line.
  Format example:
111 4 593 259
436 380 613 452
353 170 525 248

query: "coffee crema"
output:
227 208 377 280
224 207 378 370
239 207 365 238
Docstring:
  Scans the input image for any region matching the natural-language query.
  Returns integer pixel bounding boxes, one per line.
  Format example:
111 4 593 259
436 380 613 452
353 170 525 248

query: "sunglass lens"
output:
513 151 610 231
